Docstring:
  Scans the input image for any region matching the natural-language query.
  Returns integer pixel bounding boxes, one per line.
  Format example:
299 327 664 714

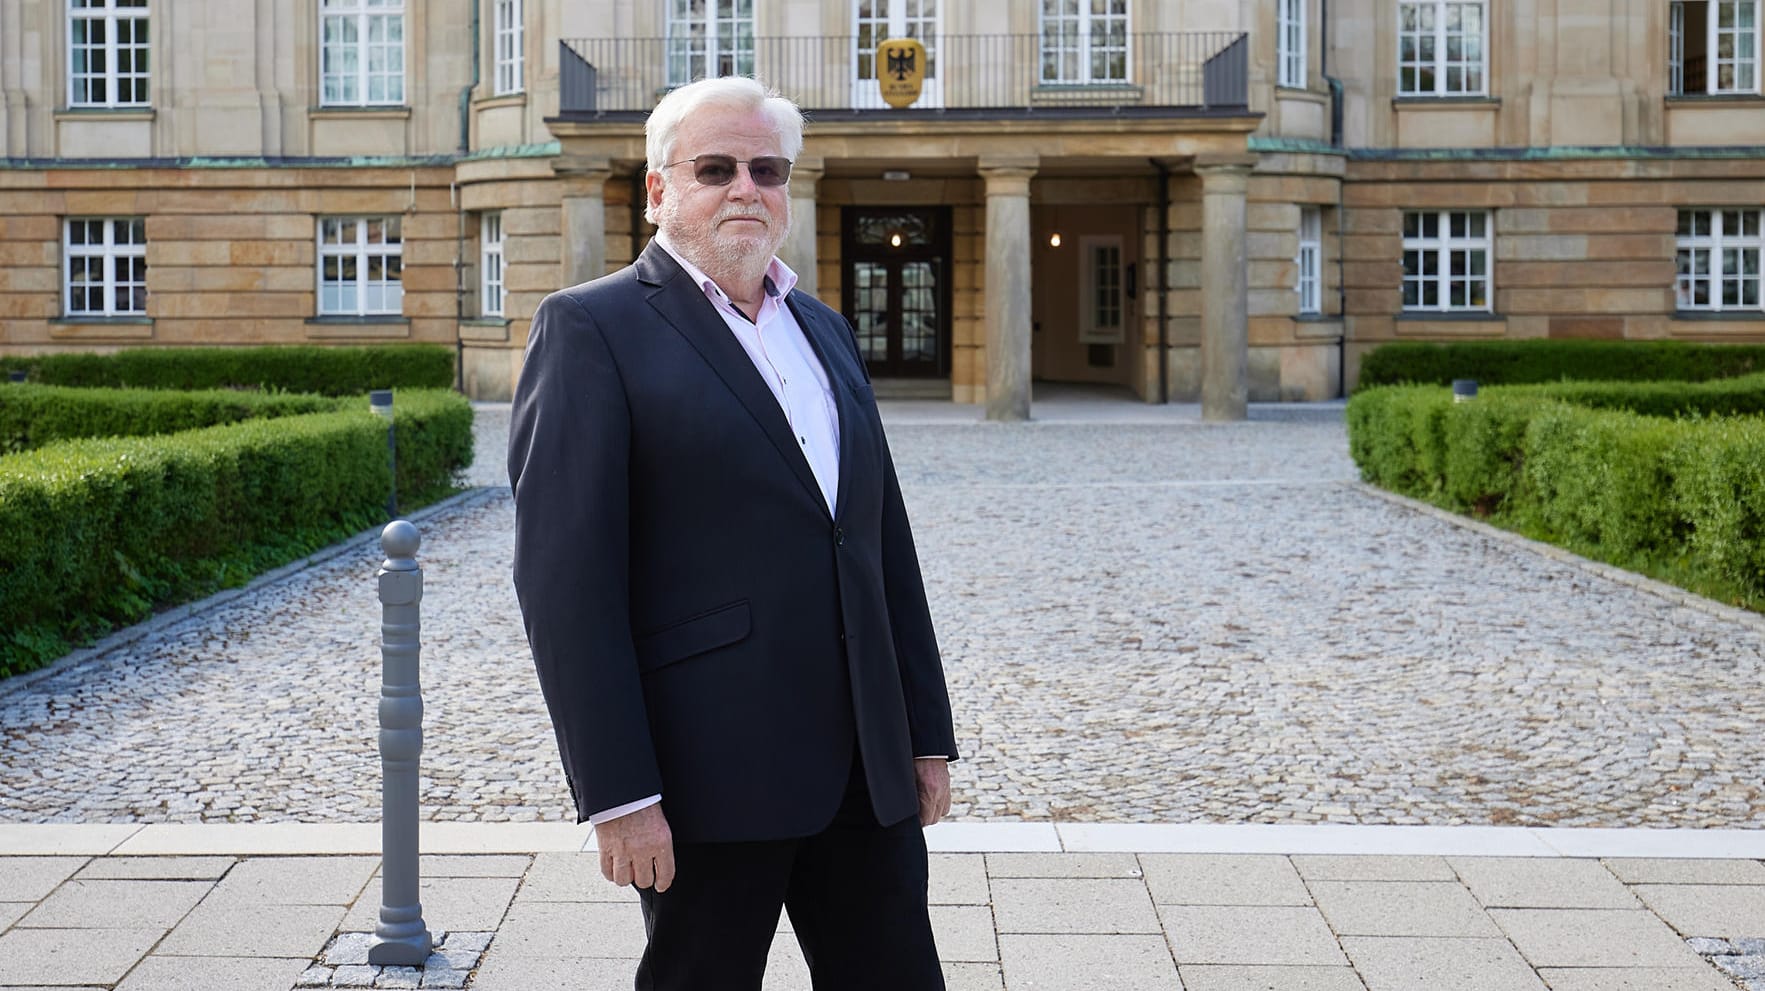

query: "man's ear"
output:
645 171 666 212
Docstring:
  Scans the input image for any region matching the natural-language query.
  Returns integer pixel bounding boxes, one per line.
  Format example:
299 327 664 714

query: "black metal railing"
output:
556 33 1249 117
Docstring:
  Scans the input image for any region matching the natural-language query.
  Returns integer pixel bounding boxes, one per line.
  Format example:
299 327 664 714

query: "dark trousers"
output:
634 753 944 991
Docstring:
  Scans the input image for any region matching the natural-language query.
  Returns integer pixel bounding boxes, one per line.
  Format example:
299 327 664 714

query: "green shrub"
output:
1357 340 1765 390
0 344 454 395
0 384 341 454
0 388 472 679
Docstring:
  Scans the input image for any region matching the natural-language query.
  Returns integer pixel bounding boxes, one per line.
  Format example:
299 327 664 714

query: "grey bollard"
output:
1452 379 1479 403
368 520 432 966
370 390 397 519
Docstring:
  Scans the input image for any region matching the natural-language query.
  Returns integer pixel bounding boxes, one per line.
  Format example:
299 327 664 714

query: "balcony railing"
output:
556 33 1249 118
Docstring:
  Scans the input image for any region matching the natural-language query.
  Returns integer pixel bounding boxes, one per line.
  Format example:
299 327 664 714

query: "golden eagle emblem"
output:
877 37 926 108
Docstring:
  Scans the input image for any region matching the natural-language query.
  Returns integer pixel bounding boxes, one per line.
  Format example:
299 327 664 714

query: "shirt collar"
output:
653 232 799 309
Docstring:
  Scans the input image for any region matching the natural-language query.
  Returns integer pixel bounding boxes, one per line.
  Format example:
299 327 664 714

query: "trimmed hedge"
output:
1346 380 1765 609
0 389 473 678
1357 340 1765 390
0 344 454 395
1 384 341 454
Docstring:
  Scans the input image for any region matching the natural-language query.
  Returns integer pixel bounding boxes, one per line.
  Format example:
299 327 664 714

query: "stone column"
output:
780 157 823 299
1196 159 1252 422
980 155 1038 422
555 156 612 287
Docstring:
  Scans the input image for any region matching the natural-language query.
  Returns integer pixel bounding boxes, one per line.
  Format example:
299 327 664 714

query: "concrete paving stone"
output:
1139 854 1310 906
0 857 87 901
1291 855 1456 882
1631 884 1765 937
18 879 210 929
327 931 373 965
986 853 1142 878
333 963 379 986
206 855 378 905
155 900 345 957
942 961 1005 991
342 875 520 933
998 934 1179 991
112 954 309 991
1602 859 1765 885
1687 937 1733 954
1450 857 1640 909
1177 965 1369 991
419 968 469 988
470 954 637 991
492 899 648 958
0 927 163 985
1718 955 1765 980
74 856 235 880
931 904 999 962
0 902 32 930
1158 905 1346 966
1340 936 1546 991
762 934 810 991
930 853 990 904
990 877 1161 934
514 851 637 902
437 930 493 954
415 855 531 878
1309 880 1501 937
1489 909 1705 968
1535 966 1745 991
376 964 422 988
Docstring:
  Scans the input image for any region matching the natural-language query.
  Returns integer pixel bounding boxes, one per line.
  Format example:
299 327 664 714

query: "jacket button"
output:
834 528 845 546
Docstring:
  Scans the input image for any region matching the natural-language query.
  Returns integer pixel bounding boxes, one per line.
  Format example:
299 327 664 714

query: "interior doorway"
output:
841 206 952 379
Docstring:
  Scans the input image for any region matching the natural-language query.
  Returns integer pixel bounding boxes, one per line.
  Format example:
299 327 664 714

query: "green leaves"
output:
1358 340 1765 391
0 344 454 396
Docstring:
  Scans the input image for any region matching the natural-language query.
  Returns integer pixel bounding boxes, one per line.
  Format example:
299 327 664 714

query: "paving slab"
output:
1490 908 1705 968
997 934 1179 991
112 954 310 991
1631 884 1765 937
205 855 378 905
342 875 520 933
1340 936 1546 991
0 825 135 855
1177 964 1369 991
762 934 809 991
927 823 1060 852
491 899 648 958
415 854 532 878
1139 854 1310 906
1309 880 1501 937
1158 905 1346 966
930 904 999 962
113 824 380 855
989 878 1161 934
985 853 1142 878
0 902 30 930
513 851 637 902
155 900 344 957
1534 966 1743 991
0 927 163 986
467 954 637 991
73 856 235 880
942 961 1005 991
929 853 990 904
1603 858 1765 885
18 879 210 929
1290 855 1456 882
0 857 88 900
1450 857 1639 909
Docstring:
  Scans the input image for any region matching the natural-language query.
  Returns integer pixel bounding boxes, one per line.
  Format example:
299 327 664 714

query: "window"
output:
64 218 147 317
1669 1 1761 95
1398 0 1486 95
1677 209 1763 311
1402 210 1491 312
319 0 405 106
493 0 523 95
318 217 403 316
854 0 941 107
481 213 505 317
667 0 754 86
1039 0 1129 84
1279 0 1307 88
1079 236 1125 344
1297 207 1322 315
68 0 150 108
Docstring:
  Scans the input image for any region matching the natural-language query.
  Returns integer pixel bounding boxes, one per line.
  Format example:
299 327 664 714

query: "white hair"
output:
644 75 805 179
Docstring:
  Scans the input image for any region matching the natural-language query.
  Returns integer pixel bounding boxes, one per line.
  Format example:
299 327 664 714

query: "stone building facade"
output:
0 1 1761 409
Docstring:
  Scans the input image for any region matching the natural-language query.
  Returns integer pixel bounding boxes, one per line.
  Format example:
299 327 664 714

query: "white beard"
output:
655 191 792 290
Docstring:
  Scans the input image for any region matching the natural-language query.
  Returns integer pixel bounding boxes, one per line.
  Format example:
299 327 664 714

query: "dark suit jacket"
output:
508 242 959 844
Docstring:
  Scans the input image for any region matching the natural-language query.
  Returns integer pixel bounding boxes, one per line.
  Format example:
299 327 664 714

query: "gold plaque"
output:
878 37 926 109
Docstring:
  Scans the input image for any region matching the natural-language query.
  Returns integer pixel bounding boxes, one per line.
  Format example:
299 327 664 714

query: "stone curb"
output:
1351 481 1765 636
0 486 508 699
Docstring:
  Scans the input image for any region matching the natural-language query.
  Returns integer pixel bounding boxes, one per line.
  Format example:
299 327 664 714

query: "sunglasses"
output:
663 154 793 188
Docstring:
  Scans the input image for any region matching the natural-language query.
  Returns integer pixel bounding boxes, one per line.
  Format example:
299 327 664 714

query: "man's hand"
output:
915 757 951 826
595 803 676 892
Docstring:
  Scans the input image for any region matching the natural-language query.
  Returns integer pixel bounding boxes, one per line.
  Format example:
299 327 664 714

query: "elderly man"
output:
508 76 960 990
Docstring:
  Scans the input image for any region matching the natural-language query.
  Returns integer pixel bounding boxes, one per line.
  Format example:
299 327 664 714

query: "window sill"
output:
1392 96 1500 107
1673 309 1765 319
473 93 527 110
1665 94 1765 105
48 316 153 340
1397 311 1503 321
306 315 411 340
308 106 413 119
461 317 512 342
55 107 155 121
461 317 511 326
1275 86 1328 104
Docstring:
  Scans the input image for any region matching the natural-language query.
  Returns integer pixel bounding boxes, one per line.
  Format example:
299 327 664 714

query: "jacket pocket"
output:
634 599 751 673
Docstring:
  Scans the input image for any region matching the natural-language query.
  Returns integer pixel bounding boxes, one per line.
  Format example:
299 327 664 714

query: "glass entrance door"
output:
843 208 950 378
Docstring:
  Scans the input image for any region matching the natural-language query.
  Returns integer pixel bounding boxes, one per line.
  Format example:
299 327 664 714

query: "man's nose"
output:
724 164 761 199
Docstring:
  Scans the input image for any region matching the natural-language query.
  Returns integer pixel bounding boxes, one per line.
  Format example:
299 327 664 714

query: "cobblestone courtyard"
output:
2 403 1761 828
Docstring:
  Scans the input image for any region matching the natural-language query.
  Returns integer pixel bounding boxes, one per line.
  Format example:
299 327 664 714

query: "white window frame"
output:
1278 0 1307 88
1402 210 1492 313
852 0 944 107
493 0 523 95
1038 0 1130 85
1676 208 1764 312
319 0 406 107
64 218 147 317
480 212 505 317
1670 2 1687 94
67 0 151 108
667 0 755 86
1079 235 1126 344
317 217 404 317
1397 0 1487 96
1297 207 1322 315
1670 1 1762 94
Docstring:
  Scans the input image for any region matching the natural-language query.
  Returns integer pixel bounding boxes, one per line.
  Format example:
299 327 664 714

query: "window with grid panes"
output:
1397 0 1486 95
1279 0 1307 88
668 0 754 85
318 217 403 316
494 0 523 94
68 0 150 108
1039 0 1128 84
65 218 147 317
1677 209 1763 311
1297 207 1322 314
481 213 505 317
1668 1 1761 94
1402 210 1491 312
319 0 405 106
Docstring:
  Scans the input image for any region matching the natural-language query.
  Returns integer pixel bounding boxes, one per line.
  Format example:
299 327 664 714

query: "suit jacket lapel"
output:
636 243 830 518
